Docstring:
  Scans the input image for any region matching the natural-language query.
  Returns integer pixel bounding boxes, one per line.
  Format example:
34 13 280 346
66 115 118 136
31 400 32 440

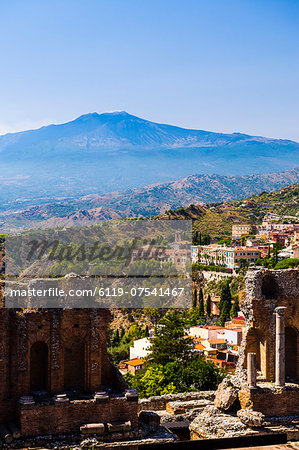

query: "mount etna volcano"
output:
1 112 298 209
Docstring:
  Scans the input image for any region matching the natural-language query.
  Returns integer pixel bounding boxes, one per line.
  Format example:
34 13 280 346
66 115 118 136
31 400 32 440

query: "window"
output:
261 274 278 299
64 337 86 392
30 342 48 392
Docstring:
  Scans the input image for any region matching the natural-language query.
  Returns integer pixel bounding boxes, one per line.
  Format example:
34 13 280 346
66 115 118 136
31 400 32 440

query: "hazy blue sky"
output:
0 0 298 140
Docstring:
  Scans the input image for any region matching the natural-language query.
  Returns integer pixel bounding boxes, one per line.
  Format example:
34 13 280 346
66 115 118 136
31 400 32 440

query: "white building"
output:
221 328 243 346
278 246 295 259
129 337 151 360
191 245 200 263
189 326 209 340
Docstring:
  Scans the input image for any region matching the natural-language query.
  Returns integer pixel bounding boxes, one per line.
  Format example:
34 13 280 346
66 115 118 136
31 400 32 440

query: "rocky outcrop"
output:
139 411 160 427
237 409 265 427
214 376 243 411
189 405 255 440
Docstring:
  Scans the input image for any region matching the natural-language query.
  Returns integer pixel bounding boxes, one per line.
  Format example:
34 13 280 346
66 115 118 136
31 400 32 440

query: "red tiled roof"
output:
195 343 206 350
208 339 227 345
124 358 144 367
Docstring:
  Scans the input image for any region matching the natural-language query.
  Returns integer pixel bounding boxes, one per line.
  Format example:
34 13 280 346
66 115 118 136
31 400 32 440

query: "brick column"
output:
274 306 287 388
247 352 257 388
49 311 62 394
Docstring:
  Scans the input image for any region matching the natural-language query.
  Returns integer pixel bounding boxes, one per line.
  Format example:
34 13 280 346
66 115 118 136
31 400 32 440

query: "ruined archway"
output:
30 341 48 392
244 328 268 378
261 274 278 299
64 337 85 392
285 326 298 380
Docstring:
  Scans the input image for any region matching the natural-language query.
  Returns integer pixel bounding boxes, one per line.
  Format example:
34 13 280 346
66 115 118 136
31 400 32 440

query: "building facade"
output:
130 337 151 360
232 224 253 239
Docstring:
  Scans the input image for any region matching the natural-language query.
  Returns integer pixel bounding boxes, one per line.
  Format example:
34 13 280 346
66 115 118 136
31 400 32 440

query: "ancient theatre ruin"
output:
0 307 138 440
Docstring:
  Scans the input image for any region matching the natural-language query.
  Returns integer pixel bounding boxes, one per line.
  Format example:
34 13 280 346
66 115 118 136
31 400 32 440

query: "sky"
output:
0 0 298 140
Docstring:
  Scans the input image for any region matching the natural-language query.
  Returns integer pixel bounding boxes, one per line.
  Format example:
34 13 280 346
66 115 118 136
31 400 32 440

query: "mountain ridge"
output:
2 168 298 232
0 111 297 150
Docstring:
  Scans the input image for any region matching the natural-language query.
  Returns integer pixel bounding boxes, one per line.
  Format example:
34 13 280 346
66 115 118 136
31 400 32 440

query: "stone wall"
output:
239 268 299 381
0 309 116 403
19 396 138 436
138 391 215 412
239 384 299 417
0 308 132 435
226 268 299 419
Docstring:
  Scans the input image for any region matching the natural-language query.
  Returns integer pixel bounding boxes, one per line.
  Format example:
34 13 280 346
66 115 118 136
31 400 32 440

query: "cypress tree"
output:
206 293 211 317
230 298 239 318
113 328 120 345
198 287 205 317
120 326 125 339
192 287 197 309
219 281 232 326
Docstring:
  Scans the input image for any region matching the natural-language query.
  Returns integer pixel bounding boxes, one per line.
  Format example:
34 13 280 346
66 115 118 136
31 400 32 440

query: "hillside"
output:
233 184 299 218
161 184 299 240
1 112 299 208
1 169 298 232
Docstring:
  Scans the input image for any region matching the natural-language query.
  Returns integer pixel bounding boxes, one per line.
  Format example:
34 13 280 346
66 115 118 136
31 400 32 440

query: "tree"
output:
112 329 120 345
192 230 201 245
198 288 204 317
206 293 211 317
120 326 125 340
109 343 130 364
230 298 239 318
237 258 249 275
148 310 194 366
202 234 211 245
124 365 177 398
146 308 164 326
275 258 299 269
192 287 197 309
124 354 224 398
219 281 232 326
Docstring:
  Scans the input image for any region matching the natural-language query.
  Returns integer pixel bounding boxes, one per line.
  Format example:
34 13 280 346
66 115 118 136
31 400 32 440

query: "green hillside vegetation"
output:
162 204 251 240
231 184 299 217
162 184 299 240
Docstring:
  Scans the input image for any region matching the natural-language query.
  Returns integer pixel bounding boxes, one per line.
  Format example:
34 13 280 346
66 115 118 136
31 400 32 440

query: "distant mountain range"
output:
2 111 297 150
1 112 299 207
2 168 298 231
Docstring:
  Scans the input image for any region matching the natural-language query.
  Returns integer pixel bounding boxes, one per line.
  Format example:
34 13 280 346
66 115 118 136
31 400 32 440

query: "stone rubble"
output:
189 405 257 440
